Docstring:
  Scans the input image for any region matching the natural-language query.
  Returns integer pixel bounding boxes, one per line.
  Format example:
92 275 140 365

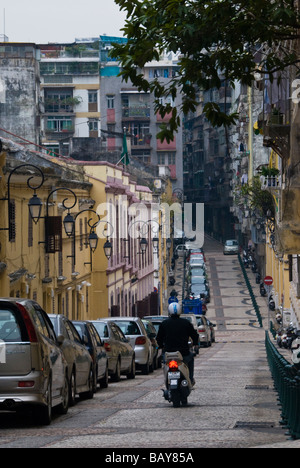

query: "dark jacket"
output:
157 316 199 357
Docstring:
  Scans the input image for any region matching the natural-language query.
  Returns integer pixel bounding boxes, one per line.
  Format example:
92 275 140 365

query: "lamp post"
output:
0 164 45 240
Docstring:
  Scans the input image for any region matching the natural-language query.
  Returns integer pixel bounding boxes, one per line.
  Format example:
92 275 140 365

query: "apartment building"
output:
183 82 235 241
99 35 184 192
39 39 101 158
0 42 41 146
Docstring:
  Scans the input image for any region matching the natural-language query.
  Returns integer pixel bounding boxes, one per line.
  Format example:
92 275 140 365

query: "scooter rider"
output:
157 302 199 385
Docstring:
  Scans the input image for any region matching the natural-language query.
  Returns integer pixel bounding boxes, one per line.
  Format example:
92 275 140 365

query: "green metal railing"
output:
238 254 263 327
266 331 300 439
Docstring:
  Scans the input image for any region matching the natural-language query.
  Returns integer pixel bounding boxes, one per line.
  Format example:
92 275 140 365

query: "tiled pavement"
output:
1 236 299 448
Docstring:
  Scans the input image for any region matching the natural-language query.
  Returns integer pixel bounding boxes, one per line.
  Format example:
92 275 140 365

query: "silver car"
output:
0 299 69 425
49 314 94 405
195 314 212 347
102 317 154 375
224 239 239 255
91 320 135 381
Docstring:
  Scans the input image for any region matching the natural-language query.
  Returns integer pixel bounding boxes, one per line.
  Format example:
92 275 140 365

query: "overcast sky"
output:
1 0 127 43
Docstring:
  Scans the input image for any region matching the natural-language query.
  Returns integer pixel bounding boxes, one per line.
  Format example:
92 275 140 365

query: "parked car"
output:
49 314 94 405
224 239 239 255
206 318 216 343
188 256 206 269
195 314 212 347
144 316 169 334
142 318 162 369
190 276 209 286
91 320 135 381
190 282 211 303
181 314 199 354
186 267 208 285
0 299 69 425
102 317 154 375
175 244 189 258
72 321 108 391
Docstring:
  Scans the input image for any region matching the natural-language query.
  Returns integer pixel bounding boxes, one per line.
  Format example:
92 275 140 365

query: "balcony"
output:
262 113 290 160
122 106 150 119
261 175 282 191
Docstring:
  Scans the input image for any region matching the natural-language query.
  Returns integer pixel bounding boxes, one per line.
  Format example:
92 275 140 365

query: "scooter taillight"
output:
168 360 179 370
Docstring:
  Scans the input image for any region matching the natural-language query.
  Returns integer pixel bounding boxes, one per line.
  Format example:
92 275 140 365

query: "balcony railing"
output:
122 106 150 118
260 175 282 190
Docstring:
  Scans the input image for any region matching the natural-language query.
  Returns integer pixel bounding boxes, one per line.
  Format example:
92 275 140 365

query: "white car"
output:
224 239 239 255
100 317 155 375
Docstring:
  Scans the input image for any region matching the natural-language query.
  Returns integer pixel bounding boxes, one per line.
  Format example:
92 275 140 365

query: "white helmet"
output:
168 302 182 316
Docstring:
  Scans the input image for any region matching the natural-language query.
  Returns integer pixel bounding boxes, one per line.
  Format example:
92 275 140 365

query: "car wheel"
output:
57 372 70 415
100 365 109 388
34 378 52 426
141 357 150 375
127 357 136 380
80 368 94 399
69 369 76 407
111 358 121 382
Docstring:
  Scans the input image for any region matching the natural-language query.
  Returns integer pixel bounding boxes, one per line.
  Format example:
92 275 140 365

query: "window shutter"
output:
45 216 62 253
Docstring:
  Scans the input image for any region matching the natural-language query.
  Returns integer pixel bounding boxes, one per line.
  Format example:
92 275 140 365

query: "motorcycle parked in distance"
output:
162 351 193 408
291 330 300 365
260 282 267 297
268 295 275 310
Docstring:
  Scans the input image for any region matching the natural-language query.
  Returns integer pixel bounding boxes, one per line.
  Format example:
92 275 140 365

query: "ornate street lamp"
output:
103 238 113 260
88 230 98 253
140 237 148 254
0 164 45 240
28 193 43 224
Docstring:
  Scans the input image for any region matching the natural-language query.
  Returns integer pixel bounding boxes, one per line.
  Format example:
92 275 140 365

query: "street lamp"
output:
63 213 75 238
28 193 43 225
0 164 45 240
140 237 148 254
152 236 159 251
88 230 98 253
103 238 113 260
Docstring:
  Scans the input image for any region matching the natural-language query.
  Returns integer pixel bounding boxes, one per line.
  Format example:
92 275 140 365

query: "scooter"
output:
260 282 267 297
291 331 300 365
268 295 275 310
285 324 297 349
162 351 193 408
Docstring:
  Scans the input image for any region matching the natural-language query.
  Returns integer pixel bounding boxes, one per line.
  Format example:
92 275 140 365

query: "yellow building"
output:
0 138 162 321
77 161 155 318
0 138 95 319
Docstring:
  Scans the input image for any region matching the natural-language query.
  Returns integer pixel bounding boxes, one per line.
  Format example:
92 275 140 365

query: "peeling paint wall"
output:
0 45 40 145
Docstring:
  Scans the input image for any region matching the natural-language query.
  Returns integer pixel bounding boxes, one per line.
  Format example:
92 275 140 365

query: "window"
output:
89 119 99 132
107 95 115 109
88 91 98 112
88 91 97 103
47 116 73 132
31 308 50 339
9 200 16 243
157 154 165 165
0 309 24 342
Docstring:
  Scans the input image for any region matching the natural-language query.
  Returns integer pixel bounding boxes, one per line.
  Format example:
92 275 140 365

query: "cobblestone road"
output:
1 237 299 448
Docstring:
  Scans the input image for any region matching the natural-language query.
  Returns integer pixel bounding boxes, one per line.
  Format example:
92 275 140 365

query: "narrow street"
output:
0 238 291 449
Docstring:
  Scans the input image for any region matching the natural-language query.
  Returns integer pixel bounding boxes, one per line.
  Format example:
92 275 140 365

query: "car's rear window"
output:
116 321 140 335
0 309 27 342
92 322 109 338
226 240 238 246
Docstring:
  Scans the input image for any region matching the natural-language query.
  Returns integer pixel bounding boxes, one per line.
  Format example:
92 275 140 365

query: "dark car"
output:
145 315 169 333
73 321 109 391
206 318 216 343
91 320 135 381
142 319 162 369
49 314 94 405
